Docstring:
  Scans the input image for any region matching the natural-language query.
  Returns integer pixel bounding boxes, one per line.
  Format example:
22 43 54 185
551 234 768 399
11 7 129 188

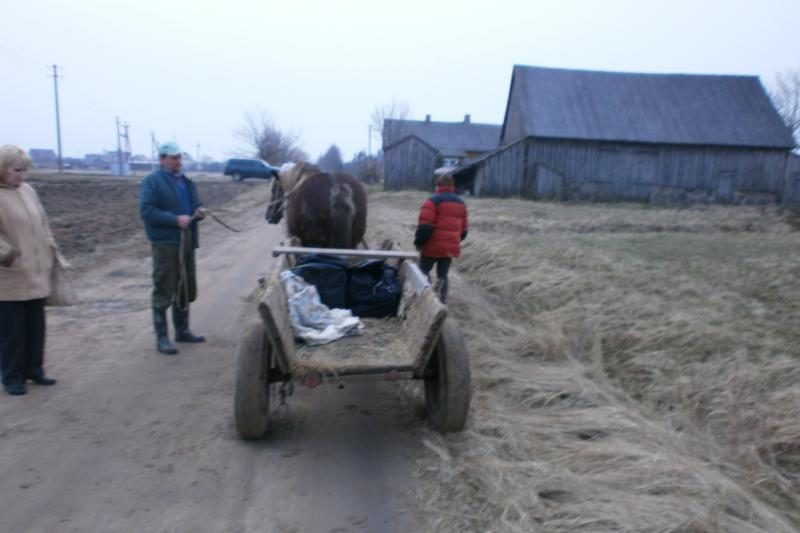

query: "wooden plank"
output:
402 260 431 295
257 256 295 373
273 246 418 260
398 262 447 375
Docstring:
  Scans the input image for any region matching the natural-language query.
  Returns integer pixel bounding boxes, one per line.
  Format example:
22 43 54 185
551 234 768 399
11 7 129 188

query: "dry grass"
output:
294 316 409 367
367 191 800 532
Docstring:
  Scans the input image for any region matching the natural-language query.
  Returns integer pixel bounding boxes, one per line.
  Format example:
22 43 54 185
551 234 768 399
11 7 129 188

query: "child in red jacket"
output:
413 174 469 303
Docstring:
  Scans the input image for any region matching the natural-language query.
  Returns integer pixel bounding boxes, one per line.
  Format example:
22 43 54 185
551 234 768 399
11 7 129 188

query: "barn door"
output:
791 174 800 205
535 165 564 200
717 171 735 203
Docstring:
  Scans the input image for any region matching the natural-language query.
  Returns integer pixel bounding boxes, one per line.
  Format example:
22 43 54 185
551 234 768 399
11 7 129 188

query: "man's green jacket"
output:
139 169 202 248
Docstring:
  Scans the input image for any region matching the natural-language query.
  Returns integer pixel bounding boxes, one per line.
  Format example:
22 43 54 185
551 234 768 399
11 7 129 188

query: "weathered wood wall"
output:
472 137 790 204
471 140 527 197
383 137 437 191
784 153 800 206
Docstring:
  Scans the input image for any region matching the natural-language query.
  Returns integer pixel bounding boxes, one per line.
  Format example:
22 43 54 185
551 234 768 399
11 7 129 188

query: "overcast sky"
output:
2 0 798 163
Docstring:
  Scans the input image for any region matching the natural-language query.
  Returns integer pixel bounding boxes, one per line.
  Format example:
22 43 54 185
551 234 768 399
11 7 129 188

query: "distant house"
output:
29 149 57 168
453 65 796 204
83 153 108 169
383 115 501 191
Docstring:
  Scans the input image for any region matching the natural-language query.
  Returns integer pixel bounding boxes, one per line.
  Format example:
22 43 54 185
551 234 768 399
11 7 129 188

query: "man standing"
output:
413 174 468 303
139 142 206 355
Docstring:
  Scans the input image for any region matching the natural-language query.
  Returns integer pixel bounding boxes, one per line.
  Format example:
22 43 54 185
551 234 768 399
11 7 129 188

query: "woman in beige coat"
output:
0 145 58 395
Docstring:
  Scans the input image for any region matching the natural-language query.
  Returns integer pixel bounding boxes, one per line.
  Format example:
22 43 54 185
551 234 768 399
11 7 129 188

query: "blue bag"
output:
291 254 348 309
347 260 402 318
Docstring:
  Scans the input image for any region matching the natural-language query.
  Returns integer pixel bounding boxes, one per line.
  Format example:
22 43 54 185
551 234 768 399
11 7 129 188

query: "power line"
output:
0 43 38 67
0 47 29 67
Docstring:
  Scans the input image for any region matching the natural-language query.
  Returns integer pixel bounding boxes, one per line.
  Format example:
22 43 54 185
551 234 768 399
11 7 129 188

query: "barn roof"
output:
503 65 795 149
383 117 501 157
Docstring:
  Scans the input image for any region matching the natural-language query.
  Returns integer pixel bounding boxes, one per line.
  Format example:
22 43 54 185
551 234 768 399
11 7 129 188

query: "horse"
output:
265 162 367 249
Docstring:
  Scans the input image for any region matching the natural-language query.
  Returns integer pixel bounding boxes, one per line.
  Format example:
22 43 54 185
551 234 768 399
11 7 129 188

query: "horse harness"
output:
265 171 312 217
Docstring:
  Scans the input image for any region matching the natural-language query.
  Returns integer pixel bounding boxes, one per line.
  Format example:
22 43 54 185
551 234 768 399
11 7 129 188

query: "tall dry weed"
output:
368 192 800 532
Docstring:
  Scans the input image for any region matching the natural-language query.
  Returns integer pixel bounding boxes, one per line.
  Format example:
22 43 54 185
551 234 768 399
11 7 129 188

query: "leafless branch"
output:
768 69 800 144
233 109 308 164
369 100 411 144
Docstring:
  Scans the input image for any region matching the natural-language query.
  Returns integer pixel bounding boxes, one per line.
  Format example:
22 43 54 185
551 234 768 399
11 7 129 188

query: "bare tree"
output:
769 69 800 144
317 144 344 172
234 109 308 164
344 150 381 183
369 99 411 146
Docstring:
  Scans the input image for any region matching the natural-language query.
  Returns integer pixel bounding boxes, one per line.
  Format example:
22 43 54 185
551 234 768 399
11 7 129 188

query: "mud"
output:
30 176 263 259
0 176 421 533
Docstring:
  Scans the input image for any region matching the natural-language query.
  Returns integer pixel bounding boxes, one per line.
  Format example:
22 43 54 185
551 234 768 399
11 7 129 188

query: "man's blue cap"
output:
158 141 181 156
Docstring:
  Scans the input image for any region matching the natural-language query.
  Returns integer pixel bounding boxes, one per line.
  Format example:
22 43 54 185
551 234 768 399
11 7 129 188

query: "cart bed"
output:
295 317 406 366
258 252 447 381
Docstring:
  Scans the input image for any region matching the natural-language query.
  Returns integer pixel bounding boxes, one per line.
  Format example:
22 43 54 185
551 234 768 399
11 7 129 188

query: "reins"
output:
265 169 310 216
175 208 241 312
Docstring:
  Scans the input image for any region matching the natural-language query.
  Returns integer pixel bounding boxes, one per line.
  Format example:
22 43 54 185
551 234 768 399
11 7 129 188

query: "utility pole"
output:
196 143 201 171
368 125 372 158
123 122 131 154
151 132 159 171
122 122 131 175
50 65 63 173
115 117 123 176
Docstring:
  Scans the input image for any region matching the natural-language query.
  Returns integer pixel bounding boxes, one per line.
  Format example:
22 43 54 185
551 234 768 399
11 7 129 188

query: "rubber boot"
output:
432 279 448 304
153 308 178 355
173 307 205 343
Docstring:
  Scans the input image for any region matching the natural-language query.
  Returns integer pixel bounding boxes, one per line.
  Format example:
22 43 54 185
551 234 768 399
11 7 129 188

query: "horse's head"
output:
265 162 317 224
265 178 285 224
265 162 300 224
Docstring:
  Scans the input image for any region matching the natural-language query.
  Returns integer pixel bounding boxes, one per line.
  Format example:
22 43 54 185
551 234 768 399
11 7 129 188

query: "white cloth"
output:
280 271 363 345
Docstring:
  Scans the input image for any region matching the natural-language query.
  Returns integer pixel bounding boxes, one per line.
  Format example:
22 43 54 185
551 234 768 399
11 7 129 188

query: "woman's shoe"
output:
29 376 57 386
4 383 26 395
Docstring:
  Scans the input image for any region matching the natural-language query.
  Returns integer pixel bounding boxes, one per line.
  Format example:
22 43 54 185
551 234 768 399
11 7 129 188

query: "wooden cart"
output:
234 246 471 440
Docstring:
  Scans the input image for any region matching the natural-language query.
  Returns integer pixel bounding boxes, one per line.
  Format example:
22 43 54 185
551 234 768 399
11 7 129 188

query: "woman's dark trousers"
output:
0 299 46 387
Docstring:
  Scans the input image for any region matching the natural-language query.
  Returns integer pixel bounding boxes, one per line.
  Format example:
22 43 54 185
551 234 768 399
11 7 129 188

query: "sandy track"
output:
0 191 419 533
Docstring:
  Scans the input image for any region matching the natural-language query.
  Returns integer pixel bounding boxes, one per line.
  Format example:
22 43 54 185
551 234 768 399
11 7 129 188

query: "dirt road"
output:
0 189 420 533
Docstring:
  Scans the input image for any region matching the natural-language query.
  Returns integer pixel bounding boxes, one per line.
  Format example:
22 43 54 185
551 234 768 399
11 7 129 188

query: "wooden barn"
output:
383 115 501 191
453 65 796 204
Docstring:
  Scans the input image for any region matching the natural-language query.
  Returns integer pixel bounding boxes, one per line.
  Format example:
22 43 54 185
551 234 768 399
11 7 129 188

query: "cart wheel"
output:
424 318 471 432
235 321 271 440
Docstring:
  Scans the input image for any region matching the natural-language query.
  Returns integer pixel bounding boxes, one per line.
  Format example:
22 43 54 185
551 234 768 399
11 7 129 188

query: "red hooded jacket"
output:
414 184 469 258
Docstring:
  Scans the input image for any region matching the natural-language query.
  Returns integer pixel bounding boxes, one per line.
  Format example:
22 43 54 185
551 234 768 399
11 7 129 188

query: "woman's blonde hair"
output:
0 145 33 178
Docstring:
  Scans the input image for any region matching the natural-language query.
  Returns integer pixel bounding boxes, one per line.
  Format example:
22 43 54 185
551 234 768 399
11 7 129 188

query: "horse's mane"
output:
278 162 320 193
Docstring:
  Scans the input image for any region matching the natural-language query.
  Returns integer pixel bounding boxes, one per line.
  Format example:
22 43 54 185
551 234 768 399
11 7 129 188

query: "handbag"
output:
46 251 77 307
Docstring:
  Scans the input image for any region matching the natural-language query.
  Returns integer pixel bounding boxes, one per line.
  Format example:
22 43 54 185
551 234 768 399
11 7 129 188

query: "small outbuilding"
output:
383 115 501 191
29 149 58 168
